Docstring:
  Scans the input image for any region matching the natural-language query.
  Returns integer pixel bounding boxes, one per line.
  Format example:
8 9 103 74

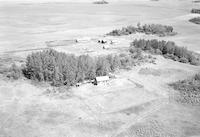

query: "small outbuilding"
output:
93 76 109 85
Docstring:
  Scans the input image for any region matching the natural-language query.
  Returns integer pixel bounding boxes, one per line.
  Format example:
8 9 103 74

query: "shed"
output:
94 76 109 85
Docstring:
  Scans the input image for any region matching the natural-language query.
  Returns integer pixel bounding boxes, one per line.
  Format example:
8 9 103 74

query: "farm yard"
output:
1 55 200 137
1 0 200 137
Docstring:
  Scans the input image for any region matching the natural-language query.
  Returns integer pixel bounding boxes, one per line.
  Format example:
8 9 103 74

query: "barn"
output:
94 76 109 85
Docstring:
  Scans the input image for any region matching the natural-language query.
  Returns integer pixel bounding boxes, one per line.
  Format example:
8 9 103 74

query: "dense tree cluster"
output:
107 26 138 36
23 49 142 86
193 0 200 3
189 17 200 24
191 9 200 14
107 23 177 37
170 73 200 105
130 39 200 65
93 0 108 4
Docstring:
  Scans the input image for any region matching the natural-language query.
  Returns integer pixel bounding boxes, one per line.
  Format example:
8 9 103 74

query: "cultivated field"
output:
1 0 200 55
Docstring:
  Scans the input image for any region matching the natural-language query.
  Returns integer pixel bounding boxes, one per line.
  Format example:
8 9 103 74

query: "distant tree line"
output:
193 0 200 3
93 0 108 4
22 49 142 86
189 17 200 24
170 73 200 105
129 39 200 65
191 9 200 14
107 23 177 37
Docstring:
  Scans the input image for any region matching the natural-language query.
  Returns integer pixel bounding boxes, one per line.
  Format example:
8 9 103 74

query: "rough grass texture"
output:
170 73 200 105
116 120 182 137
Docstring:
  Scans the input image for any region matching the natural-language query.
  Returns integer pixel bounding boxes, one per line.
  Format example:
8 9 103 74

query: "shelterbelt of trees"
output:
4 40 200 87
107 23 177 37
129 39 200 65
20 49 142 86
189 17 200 24
170 73 200 105
191 9 200 14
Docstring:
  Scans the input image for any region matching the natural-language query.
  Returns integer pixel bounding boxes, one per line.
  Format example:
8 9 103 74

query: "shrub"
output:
129 47 142 58
179 57 188 63
6 64 22 80
194 73 200 81
190 59 200 65
107 29 121 36
129 46 136 54
155 49 162 55
164 54 176 60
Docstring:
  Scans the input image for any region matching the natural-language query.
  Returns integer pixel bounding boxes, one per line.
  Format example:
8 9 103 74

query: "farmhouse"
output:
94 76 109 85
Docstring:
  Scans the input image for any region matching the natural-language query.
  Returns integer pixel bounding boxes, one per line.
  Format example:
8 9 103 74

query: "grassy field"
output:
1 55 200 137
